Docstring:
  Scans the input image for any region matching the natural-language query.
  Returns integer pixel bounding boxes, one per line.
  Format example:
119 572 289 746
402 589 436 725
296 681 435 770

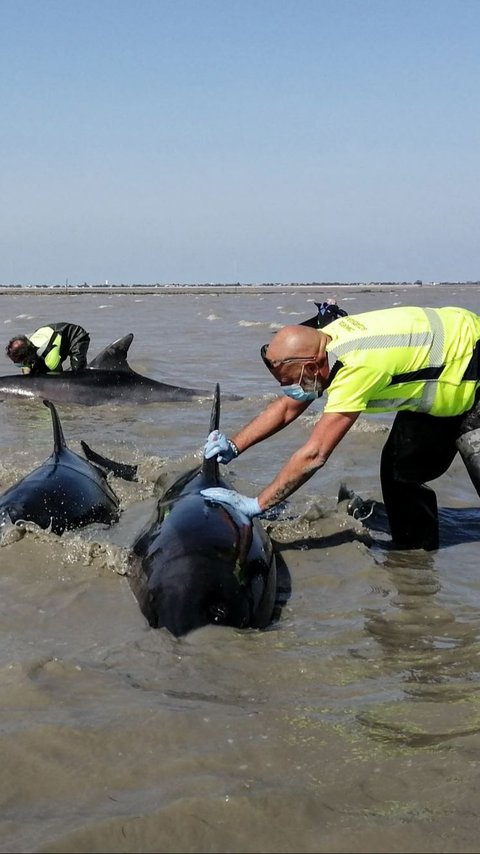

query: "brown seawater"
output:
1 284 480 854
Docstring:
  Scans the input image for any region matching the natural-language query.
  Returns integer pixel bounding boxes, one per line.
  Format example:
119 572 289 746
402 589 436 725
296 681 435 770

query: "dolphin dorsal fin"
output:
43 399 66 454
202 383 220 480
88 333 135 372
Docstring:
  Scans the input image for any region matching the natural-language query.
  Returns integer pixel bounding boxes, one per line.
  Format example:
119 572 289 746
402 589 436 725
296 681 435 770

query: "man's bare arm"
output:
232 395 311 453
257 411 360 509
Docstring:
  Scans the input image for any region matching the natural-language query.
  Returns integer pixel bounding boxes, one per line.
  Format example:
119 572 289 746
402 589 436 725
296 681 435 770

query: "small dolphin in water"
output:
82 384 291 636
0 333 240 407
0 400 120 537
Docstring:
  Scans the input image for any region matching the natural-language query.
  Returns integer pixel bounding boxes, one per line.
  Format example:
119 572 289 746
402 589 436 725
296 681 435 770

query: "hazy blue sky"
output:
1 0 479 284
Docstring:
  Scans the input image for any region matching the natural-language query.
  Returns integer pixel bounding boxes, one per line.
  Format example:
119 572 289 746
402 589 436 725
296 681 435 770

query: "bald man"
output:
201 302 480 551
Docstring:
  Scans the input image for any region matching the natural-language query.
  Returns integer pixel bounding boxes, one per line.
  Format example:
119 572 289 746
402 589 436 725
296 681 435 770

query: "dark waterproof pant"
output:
380 410 465 551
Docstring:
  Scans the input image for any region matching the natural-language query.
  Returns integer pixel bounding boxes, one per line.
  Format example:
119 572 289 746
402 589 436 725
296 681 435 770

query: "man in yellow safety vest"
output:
201 301 480 551
6 321 90 375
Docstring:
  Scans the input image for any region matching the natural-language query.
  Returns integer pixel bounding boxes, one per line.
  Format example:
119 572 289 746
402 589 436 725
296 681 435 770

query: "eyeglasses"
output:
260 344 318 370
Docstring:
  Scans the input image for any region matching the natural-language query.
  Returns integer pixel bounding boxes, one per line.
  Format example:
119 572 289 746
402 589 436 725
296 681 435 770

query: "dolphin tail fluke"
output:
202 382 220 481
43 399 66 454
87 333 135 372
80 440 139 482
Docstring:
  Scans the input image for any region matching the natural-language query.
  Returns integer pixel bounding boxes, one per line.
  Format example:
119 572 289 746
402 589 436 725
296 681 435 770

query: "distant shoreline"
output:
0 282 473 296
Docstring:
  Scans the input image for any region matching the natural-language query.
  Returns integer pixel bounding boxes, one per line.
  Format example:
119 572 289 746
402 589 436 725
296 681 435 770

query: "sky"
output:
1 0 479 285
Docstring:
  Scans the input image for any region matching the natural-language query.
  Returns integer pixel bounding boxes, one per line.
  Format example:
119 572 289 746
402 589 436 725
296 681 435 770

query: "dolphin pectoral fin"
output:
80 441 138 482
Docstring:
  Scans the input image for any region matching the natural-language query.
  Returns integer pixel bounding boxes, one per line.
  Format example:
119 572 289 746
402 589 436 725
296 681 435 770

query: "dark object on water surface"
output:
80 439 139 482
84 384 291 636
300 300 348 330
0 400 120 536
0 333 242 407
337 483 391 536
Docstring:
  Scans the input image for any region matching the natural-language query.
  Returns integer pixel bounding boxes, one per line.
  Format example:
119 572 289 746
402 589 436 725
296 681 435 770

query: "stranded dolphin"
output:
81 384 291 636
0 333 238 406
0 400 120 537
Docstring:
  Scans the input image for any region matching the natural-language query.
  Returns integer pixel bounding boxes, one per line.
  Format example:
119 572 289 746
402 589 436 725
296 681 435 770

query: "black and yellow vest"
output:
324 306 480 417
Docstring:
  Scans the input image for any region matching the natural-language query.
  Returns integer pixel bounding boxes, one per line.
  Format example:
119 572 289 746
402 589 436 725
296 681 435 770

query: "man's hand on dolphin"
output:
200 487 261 518
204 430 239 464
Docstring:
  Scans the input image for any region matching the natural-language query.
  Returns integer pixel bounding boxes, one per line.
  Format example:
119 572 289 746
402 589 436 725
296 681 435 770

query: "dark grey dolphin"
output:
81 384 291 636
0 333 238 406
0 400 120 536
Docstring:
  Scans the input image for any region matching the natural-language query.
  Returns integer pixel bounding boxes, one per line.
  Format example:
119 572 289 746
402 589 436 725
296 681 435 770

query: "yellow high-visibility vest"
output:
324 306 480 416
29 326 63 371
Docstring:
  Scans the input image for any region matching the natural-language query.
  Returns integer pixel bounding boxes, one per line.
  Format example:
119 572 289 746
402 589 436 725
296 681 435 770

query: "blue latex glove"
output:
204 430 239 464
201 487 262 518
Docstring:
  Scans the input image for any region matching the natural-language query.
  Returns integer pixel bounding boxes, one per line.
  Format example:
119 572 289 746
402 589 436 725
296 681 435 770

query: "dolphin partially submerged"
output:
82 384 291 636
0 400 120 537
0 333 231 406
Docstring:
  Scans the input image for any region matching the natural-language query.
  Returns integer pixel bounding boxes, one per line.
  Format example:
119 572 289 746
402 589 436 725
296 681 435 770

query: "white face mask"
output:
282 384 321 402
282 364 321 402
